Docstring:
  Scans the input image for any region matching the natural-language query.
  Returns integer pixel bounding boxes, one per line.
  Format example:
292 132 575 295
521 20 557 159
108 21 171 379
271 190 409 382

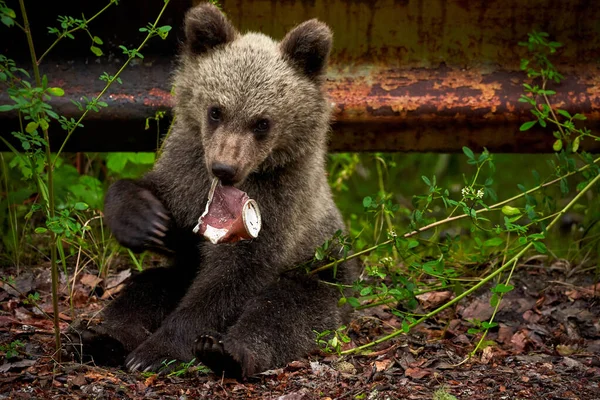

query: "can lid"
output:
241 199 261 238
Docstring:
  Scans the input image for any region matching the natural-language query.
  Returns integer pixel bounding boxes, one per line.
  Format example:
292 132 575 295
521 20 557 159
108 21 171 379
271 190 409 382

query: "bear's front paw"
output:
105 183 172 253
125 339 182 373
194 332 243 378
194 332 258 379
64 323 126 367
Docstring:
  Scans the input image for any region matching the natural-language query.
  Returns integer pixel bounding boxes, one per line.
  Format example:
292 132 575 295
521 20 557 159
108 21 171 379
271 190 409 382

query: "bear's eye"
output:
209 106 222 122
253 119 270 137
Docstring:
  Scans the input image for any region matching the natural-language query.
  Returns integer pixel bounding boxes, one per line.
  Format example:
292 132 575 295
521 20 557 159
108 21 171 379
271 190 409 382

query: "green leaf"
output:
39 119 49 131
492 284 514 294
34 227 48 234
74 202 89 211
359 287 372 296
490 293 499 307
552 139 563 152
4 8 16 18
572 113 587 121
407 240 419 249
402 319 410 333
346 297 360 308
532 241 547 254
1 15 14 27
481 321 498 329
337 297 347 307
135 152 155 164
421 175 431 186
519 120 537 131
462 146 475 160
0 104 15 112
560 178 569 195
362 196 372 208
572 136 580 152
501 205 521 216
47 87 65 97
90 45 103 57
25 122 38 133
483 237 504 247
330 336 338 349
106 153 129 173
93 36 103 45
557 109 571 119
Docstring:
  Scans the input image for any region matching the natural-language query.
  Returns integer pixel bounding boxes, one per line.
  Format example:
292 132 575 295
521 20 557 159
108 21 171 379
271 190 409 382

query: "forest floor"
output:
0 259 599 400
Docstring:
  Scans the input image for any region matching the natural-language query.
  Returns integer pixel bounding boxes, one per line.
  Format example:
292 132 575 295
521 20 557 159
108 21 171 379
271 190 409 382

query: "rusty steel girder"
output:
1 0 599 152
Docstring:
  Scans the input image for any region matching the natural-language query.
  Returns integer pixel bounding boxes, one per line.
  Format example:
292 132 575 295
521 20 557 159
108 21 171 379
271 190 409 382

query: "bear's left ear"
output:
184 3 237 56
280 19 332 81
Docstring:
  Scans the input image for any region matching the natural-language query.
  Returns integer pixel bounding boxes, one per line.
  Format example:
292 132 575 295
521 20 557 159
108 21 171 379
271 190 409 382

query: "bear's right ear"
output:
280 19 332 81
184 3 236 55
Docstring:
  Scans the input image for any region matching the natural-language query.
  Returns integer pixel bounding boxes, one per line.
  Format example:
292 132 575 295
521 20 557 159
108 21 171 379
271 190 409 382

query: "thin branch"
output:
18 0 61 361
37 0 116 65
53 0 171 162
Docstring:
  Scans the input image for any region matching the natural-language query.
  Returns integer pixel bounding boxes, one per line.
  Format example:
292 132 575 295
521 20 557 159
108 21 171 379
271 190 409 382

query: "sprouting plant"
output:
518 31 600 157
0 0 173 361
305 32 600 361
155 358 209 377
0 340 25 359
433 387 458 400
314 325 351 355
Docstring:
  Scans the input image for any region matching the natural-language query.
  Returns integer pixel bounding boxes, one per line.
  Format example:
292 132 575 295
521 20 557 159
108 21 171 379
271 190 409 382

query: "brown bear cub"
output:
68 2 359 378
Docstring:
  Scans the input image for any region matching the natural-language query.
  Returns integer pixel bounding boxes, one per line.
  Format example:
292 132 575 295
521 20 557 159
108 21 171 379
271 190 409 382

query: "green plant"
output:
154 358 210 377
0 0 172 361
0 340 25 359
433 387 458 400
310 32 600 360
314 325 351 355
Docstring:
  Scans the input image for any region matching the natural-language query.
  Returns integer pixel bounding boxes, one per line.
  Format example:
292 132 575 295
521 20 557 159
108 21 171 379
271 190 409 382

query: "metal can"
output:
193 178 261 244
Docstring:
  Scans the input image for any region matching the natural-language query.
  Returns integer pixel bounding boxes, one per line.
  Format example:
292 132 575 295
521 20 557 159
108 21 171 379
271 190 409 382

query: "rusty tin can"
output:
193 178 261 244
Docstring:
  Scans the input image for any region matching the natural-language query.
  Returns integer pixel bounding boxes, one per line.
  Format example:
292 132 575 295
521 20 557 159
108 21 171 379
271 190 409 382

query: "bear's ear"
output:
184 3 237 55
280 19 332 81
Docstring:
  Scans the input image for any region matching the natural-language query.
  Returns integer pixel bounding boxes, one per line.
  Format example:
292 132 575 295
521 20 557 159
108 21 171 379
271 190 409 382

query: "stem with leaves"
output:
308 155 600 276
37 0 117 65
18 0 62 360
53 0 171 163
342 171 600 355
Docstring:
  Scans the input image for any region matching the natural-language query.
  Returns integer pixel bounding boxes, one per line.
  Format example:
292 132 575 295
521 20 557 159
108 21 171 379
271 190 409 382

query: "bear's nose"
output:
211 162 237 183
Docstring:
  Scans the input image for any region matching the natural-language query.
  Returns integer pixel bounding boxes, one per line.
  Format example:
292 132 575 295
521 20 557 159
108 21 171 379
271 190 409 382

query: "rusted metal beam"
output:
1 60 599 152
1 0 599 152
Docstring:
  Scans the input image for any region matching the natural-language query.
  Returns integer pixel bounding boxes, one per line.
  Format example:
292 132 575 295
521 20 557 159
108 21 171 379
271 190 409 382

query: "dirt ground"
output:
0 261 599 399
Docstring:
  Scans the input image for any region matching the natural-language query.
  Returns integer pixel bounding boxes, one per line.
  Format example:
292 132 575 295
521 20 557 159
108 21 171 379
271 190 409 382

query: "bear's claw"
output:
194 332 243 379
63 323 127 367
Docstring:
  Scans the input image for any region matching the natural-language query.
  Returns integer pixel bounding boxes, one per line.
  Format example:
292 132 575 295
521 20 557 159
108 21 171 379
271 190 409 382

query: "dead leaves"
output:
415 291 453 309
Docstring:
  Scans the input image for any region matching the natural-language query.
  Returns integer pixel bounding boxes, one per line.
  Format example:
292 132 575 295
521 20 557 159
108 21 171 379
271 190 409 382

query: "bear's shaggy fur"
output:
69 2 359 378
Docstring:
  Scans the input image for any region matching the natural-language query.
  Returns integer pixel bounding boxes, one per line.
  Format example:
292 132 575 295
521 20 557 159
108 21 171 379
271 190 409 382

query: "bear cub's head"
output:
174 3 333 185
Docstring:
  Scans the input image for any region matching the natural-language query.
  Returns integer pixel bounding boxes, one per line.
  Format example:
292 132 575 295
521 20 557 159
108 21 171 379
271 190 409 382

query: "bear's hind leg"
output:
194 275 344 378
66 266 194 366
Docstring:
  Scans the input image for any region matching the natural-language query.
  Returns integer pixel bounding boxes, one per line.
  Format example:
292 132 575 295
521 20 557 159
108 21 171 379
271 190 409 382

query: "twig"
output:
53 0 172 162
18 0 61 361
